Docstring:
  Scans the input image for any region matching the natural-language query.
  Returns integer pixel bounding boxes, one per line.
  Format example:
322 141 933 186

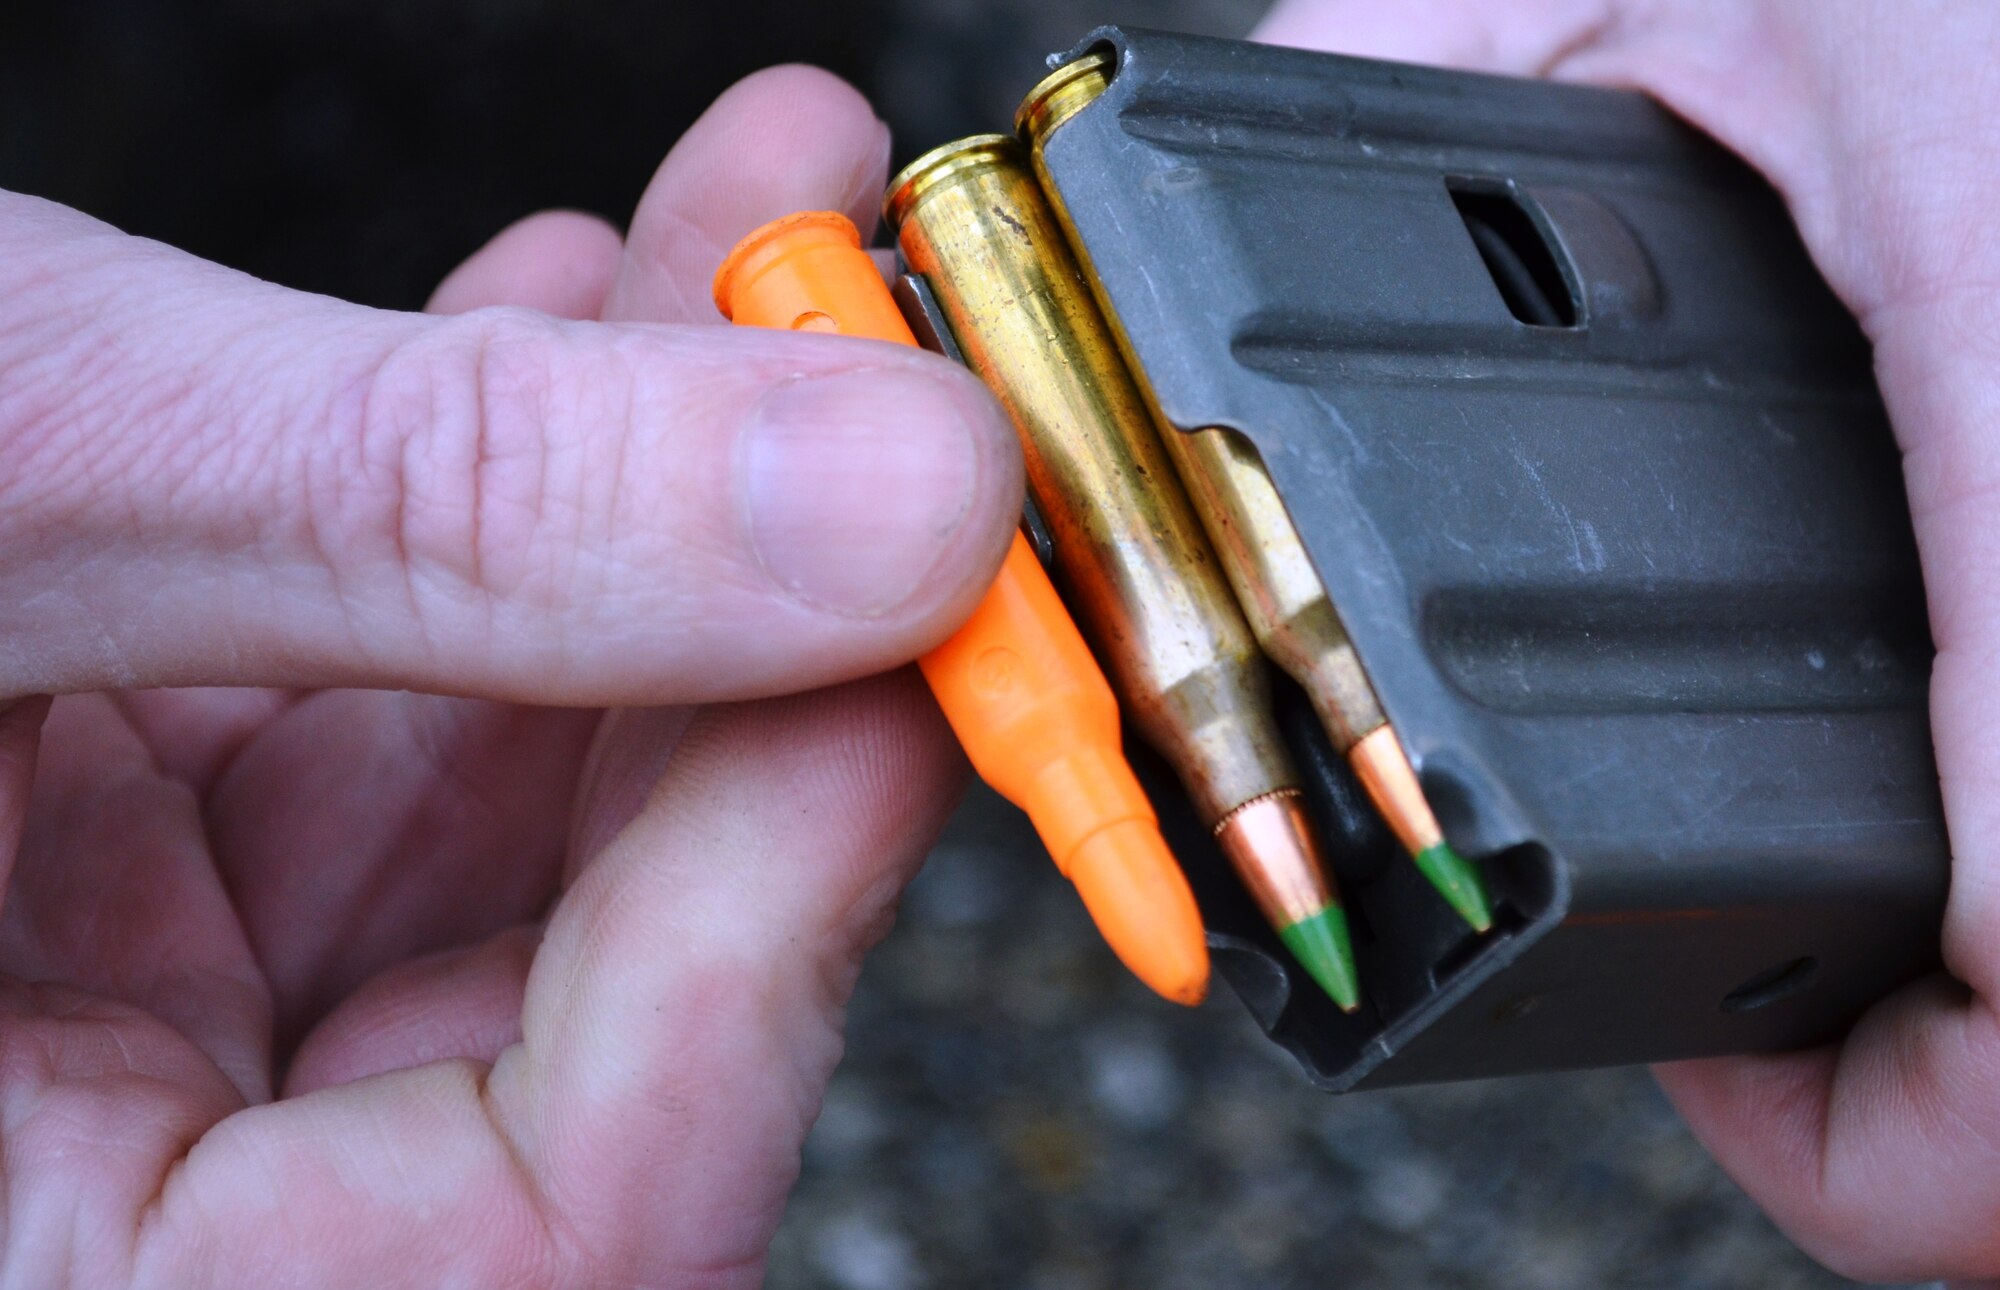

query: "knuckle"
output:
326 308 620 635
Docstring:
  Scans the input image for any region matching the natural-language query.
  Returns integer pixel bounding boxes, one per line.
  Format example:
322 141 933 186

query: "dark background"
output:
0 0 1258 308
0 2 1923 1286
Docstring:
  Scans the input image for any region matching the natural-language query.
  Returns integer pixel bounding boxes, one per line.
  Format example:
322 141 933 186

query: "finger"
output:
204 690 594 1050
113 687 300 793
0 982 248 1290
566 58 903 901
563 704 696 885
285 925 539 1096
192 215 618 1056
95 216 616 796
0 695 50 881
0 694 272 1101
195 208 619 1053
602 64 891 325
496 671 960 1282
0 189 1020 703
1253 0 1618 73
1656 973 2000 1281
558 60 897 899
131 674 958 1287
568 57 904 896
427 210 625 320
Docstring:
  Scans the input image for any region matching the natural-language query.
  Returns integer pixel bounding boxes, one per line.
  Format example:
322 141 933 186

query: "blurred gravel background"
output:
770 789 1904 1290
0 1 1928 1286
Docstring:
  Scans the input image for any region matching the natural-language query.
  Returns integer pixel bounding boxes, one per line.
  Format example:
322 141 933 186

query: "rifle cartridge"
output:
887 134 1361 1008
1018 56 1492 933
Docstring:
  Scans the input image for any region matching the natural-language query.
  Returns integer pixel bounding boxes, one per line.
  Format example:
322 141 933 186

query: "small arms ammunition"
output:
887 137 1361 1010
1018 54 1493 934
866 22 1951 1094
715 211 1210 1007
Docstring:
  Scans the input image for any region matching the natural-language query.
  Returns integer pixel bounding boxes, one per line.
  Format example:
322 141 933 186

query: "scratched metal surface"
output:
1019 26 1943 1095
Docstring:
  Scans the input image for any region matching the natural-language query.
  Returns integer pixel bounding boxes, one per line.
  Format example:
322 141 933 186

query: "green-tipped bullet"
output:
1279 906 1361 1013
1350 726 1497 933
1215 789 1366 1013
1414 841 1493 933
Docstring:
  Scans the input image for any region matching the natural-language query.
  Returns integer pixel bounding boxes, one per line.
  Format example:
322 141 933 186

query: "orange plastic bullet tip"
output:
1067 819 1211 1006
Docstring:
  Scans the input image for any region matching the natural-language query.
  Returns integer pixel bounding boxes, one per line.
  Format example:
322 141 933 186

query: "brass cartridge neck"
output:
1015 51 1114 146
884 133 1024 232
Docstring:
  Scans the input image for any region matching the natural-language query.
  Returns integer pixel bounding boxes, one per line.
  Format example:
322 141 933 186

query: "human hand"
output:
0 67 1020 1287
1254 0 2000 1280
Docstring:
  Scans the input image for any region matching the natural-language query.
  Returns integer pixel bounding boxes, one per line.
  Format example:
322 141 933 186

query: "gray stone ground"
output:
766 791 1924 1290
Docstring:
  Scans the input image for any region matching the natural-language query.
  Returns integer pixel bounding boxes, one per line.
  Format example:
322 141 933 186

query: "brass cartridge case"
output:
1162 426 1391 750
885 135 1296 826
1018 57 1494 938
1018 57 1388 754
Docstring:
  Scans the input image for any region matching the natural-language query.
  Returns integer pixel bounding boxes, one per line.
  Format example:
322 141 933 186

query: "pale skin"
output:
0 3 1991 1287
0 68 1023 1288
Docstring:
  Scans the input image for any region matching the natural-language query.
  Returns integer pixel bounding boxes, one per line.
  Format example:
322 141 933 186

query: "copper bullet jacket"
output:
1350 726 1447 856
886 135 1297 825
1214 790 1342 929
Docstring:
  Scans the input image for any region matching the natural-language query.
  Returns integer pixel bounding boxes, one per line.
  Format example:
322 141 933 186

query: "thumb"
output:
0 193 1020 702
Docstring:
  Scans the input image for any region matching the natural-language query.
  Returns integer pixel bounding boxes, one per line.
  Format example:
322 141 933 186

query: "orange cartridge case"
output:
715 211 1210 1006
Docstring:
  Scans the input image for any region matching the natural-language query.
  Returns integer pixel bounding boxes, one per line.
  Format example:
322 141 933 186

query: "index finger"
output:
601 64 891 325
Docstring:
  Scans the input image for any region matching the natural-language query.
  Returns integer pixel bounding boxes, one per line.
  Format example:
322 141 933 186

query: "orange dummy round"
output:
715 211 1209 1006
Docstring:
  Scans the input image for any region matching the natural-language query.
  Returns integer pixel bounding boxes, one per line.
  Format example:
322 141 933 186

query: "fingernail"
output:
743 367 984 616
